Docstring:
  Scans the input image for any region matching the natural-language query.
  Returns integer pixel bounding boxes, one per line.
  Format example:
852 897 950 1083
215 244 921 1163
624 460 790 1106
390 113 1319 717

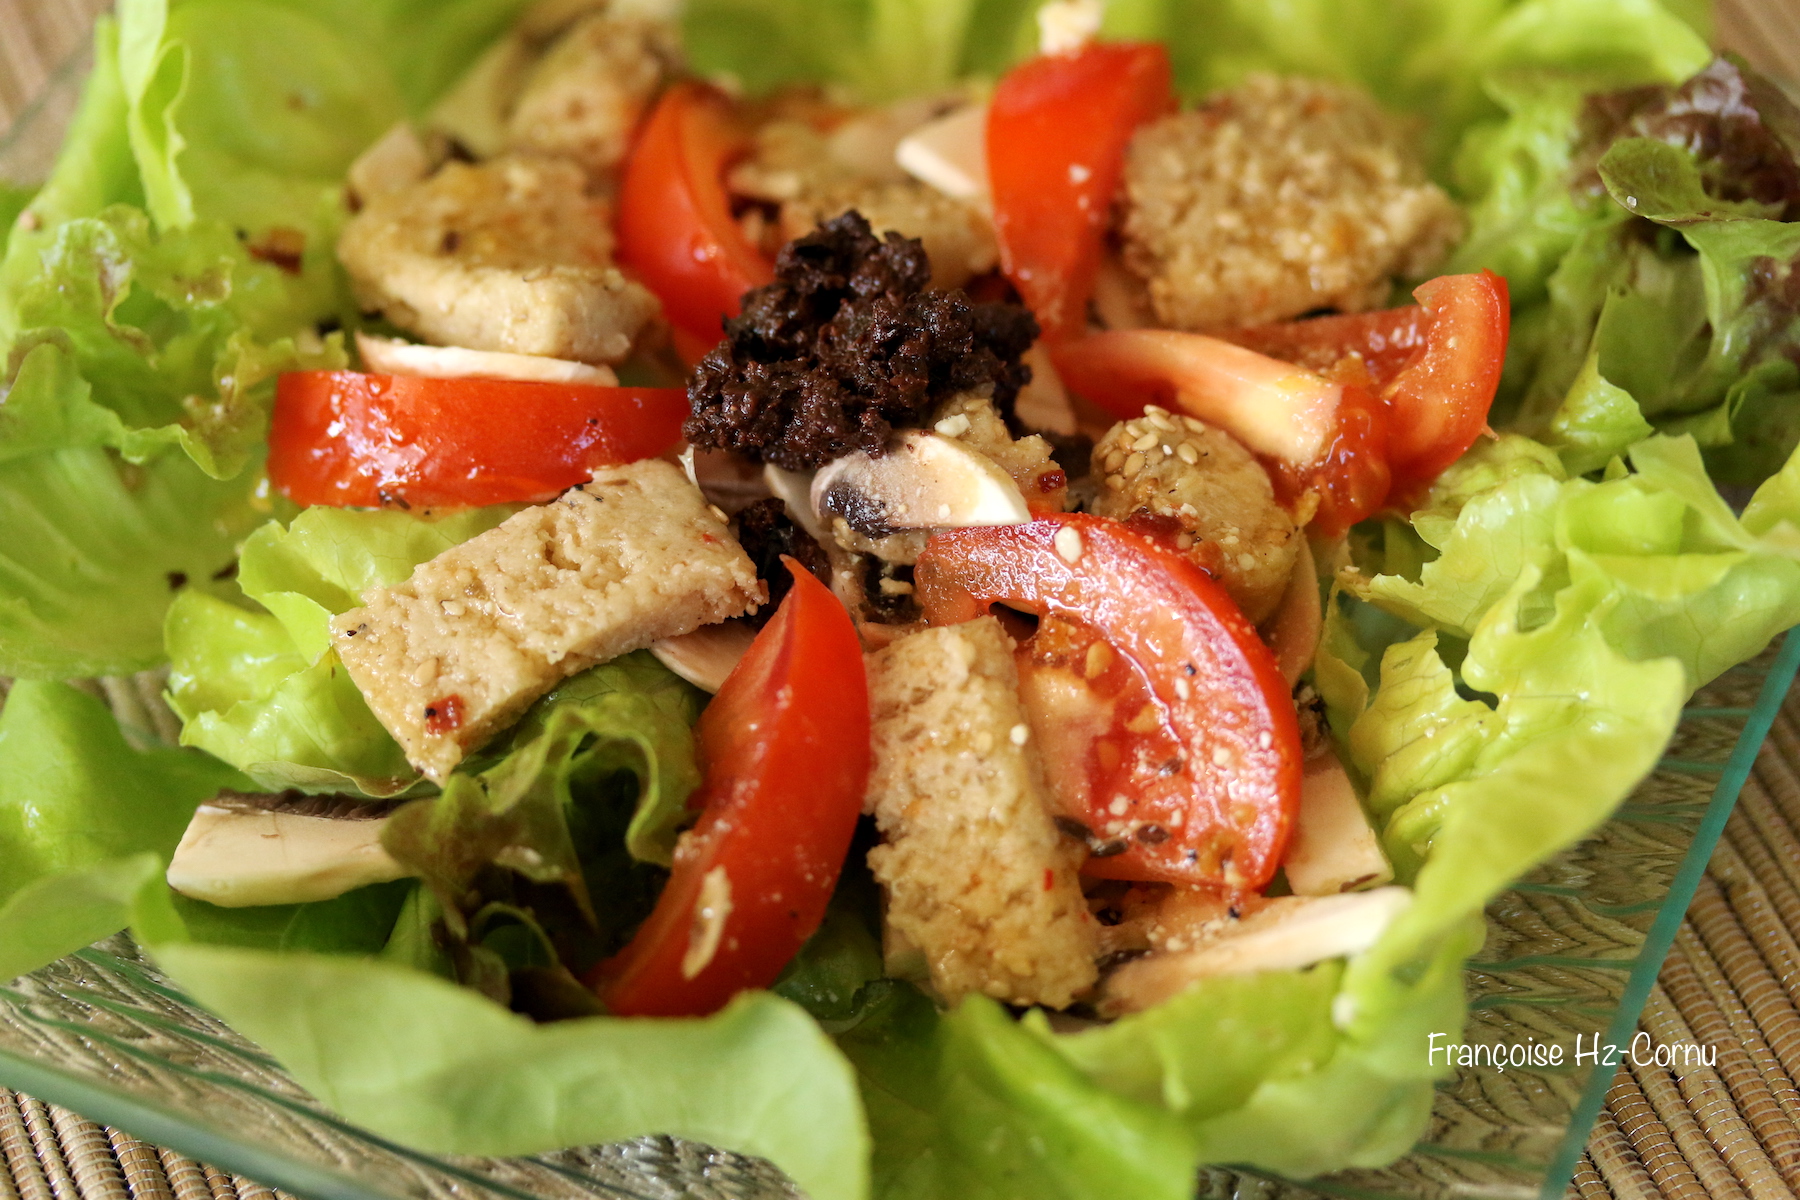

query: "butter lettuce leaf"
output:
0 446 264 680
379 652 703 1006
131 880 869 1200
165 505 514 795
0 680 247 981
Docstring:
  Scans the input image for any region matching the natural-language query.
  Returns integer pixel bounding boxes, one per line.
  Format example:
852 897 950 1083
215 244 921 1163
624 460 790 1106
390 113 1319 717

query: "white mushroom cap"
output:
167 803 412 908
810 431 1030 538
355 331 619 386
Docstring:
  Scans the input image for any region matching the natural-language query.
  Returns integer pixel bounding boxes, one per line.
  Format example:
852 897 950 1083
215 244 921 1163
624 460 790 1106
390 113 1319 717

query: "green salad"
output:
6 1 1800 1198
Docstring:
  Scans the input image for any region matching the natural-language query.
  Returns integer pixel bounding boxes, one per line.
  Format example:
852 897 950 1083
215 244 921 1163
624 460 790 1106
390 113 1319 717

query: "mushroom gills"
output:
167 801 413 908
810 430 1030 540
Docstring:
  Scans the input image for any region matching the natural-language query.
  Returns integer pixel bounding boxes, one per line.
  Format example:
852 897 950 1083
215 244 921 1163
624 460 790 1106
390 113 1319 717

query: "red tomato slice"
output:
1050 331 1392 537
1223 271 1511 492
269 371 688 509
616 82 775 351
988 42 1173 344
914 514 1302 891
593 561 871 1018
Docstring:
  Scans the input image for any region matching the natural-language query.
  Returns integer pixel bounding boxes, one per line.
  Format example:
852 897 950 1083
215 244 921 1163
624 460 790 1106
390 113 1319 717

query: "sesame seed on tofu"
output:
864 618 1099 1009
332 459 763 782
1118 74 1464 331
336 155 659 364
1089 409 1300 625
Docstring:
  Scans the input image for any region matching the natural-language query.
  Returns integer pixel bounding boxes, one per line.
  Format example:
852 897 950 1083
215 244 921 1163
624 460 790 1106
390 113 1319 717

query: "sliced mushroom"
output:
895 103 988 206
649 620 757 693
167 794 413 908
1262 537 1323 686
354 331 620 386
1098 886 1411 1016
1282 748 1393 897
810 430 1030 540
830 93 955 183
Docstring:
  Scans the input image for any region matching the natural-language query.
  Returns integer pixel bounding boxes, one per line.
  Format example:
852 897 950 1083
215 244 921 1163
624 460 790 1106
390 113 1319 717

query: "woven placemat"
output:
5 2 1800 1199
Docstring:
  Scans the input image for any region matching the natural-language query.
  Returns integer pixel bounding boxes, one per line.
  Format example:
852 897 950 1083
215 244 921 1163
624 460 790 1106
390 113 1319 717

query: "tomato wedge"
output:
616 82 775 352
593 561 871 1018
269 371 688 509
914 514 1301 891
1051 331 1391 536
1223 271 1511 492
988 42 1173 343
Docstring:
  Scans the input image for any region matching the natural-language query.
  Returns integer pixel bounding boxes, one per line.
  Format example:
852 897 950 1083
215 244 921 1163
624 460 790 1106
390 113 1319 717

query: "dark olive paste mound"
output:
684 210 1038 470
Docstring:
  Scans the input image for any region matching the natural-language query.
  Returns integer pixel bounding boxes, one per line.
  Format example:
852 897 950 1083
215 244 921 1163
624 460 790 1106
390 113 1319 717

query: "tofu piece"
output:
1089 408 1300 624
731 119 998 291
505 13 678 178
336 156 659 364
333 460 763 781
863 618 1099 1009
1118 74 1464 331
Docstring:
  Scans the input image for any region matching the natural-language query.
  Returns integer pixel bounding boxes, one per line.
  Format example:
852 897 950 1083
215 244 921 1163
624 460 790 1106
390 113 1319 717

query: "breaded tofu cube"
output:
337 155 659 364
1089 408 1300 625
863 617 1098 1009
333 460 763 781
505 12 679 178
1118 74 1463 331
731 120 998 291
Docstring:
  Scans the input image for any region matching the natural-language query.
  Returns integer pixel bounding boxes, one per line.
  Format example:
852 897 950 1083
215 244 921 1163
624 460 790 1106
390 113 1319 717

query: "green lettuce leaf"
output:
0 679 247 980
0 446 265 680
169 880 415 955
684 0 1707 177
166 504 514 795
1356 433 1800 688
2 210 346 480
130 878 870 1200
379 653 702 1008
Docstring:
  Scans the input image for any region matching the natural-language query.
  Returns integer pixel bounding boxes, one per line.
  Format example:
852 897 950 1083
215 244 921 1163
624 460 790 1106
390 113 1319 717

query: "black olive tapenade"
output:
732 499 831 627
685 210 1039 470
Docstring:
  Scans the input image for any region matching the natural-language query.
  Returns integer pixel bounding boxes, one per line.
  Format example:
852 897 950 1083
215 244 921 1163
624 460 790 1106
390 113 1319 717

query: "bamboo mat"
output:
5 2 1800 1199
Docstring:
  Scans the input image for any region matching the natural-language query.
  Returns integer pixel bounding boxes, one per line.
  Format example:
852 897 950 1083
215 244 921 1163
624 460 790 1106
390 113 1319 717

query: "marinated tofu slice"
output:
334 459 763 781
505 12 679 178
864 617 1098 1009
337 155 659 364
1118 74 1463 331
730 119 998 290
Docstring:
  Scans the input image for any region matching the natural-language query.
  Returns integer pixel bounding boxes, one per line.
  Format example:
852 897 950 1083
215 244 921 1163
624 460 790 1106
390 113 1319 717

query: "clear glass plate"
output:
6 19 1800 1200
